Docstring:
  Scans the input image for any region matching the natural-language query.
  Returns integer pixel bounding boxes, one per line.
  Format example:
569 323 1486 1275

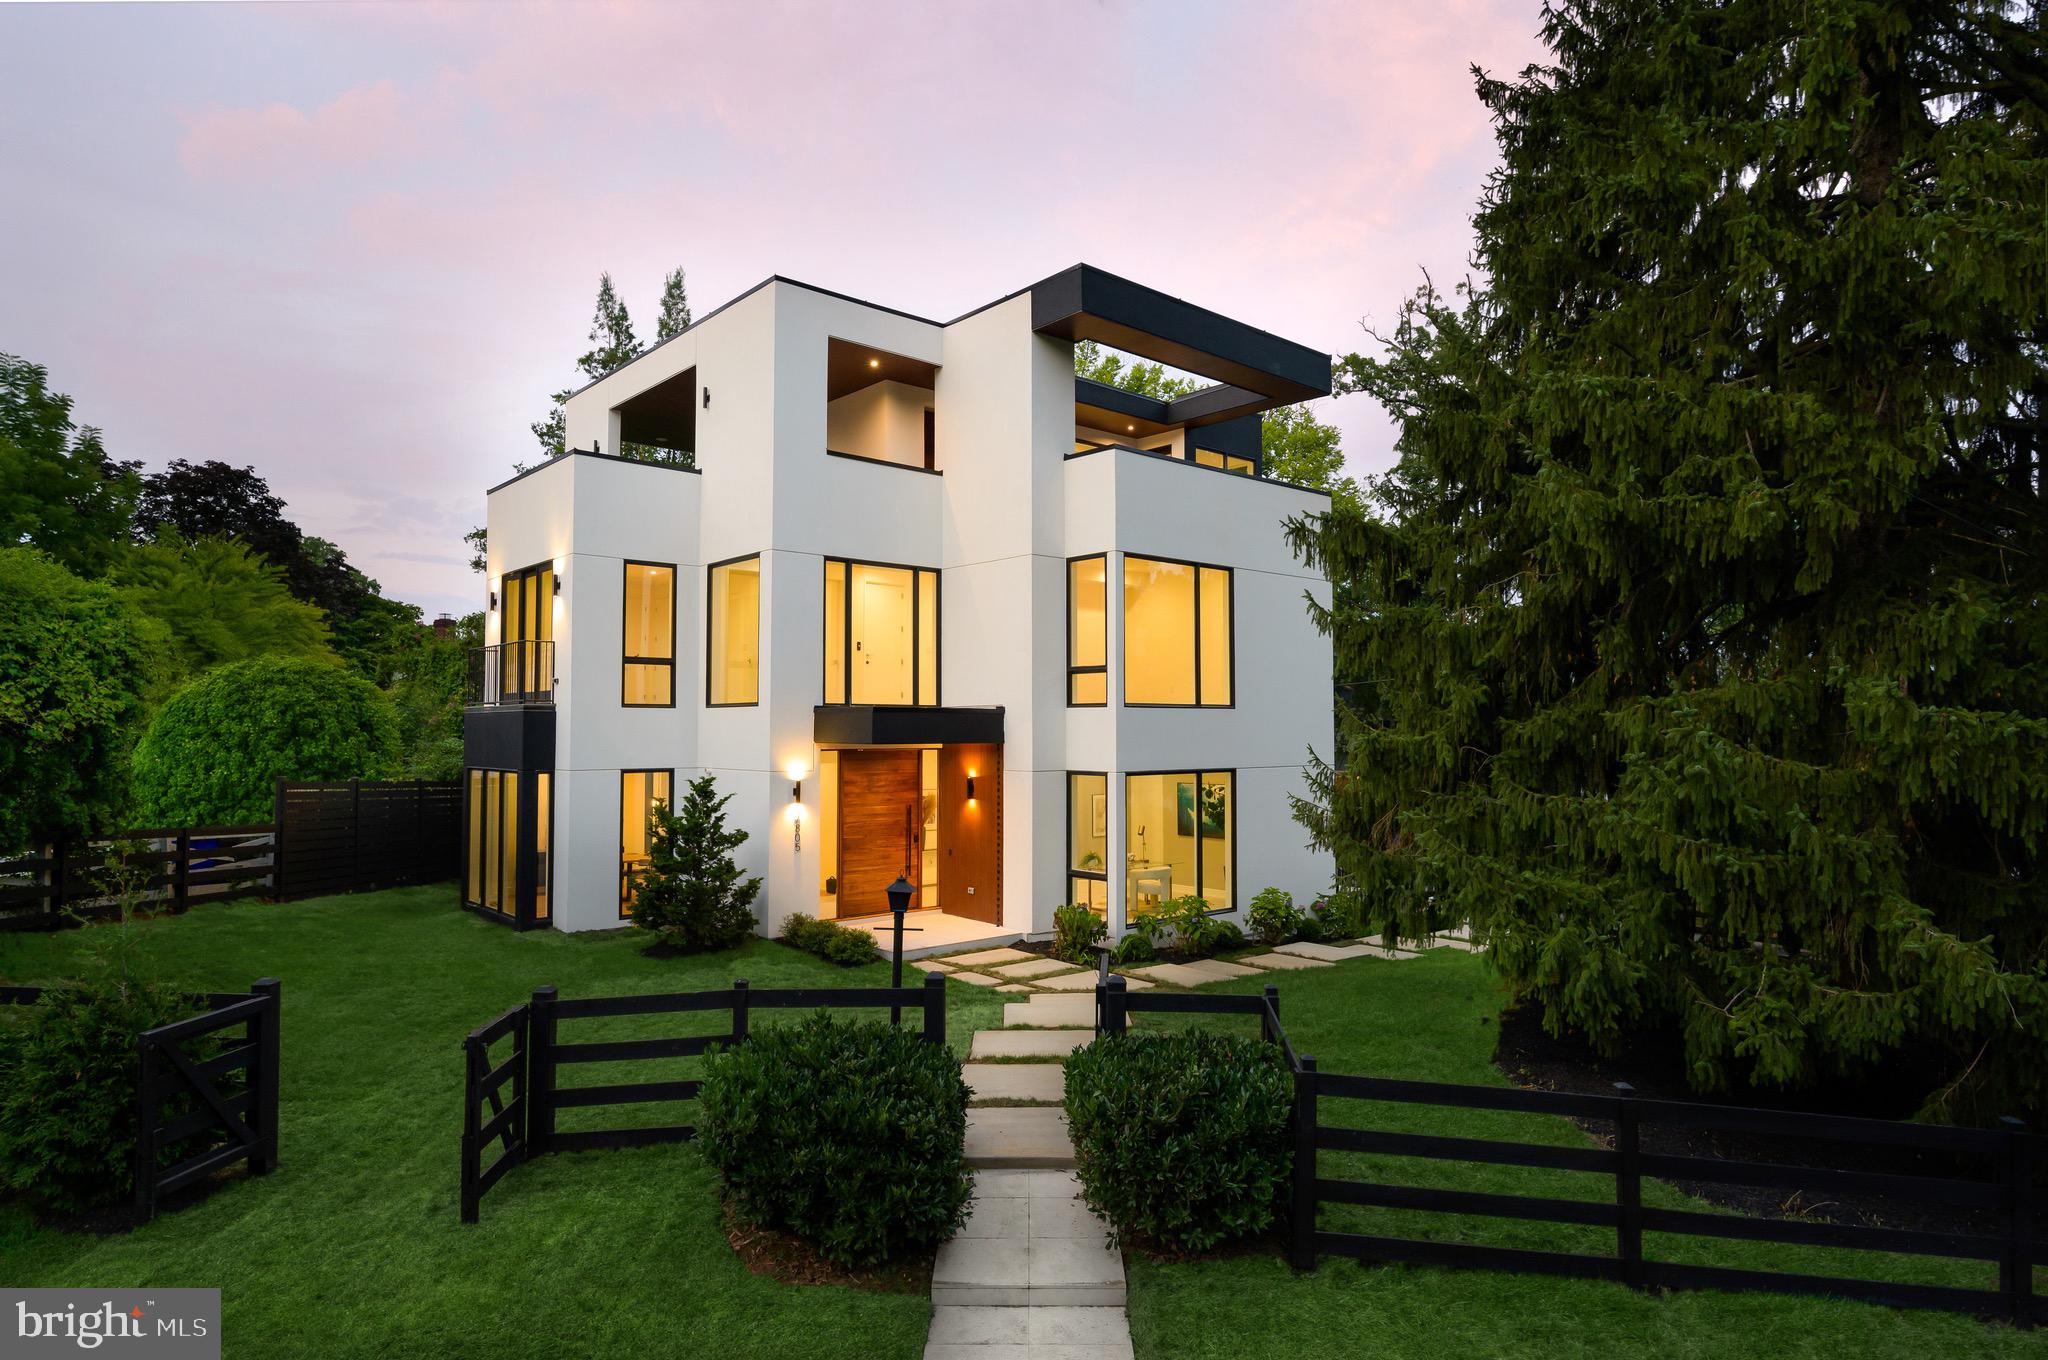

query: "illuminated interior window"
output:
619 769 672 917
1068 772 1108 916
623 561 675 706
822 559 939 705
707 556 760 705
1068 556 1107 706
1125 771 1232 918
1123 556 1231 706
534 772 551 922
499 562 555 700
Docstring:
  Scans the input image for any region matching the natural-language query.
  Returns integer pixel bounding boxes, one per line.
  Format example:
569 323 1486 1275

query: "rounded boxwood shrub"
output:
131 656 399 825
698 1012 970 1266
1063 1030 1293 1254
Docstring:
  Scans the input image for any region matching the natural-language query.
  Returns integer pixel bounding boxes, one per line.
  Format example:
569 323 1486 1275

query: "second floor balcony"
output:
467 640 555 707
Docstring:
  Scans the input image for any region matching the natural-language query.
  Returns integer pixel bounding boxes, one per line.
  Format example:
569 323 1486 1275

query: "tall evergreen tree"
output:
1293 1 2047 1118
655 267 693 341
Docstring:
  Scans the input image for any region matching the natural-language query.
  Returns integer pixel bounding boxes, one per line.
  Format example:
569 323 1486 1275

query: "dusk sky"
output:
3 1 1548 620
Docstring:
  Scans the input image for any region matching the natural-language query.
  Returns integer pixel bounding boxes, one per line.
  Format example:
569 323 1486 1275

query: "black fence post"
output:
1615 1082 1645 1289
459 1034 482 1225
732 979 750 1045
922 970 946 1047
349 778 363 894
134 1031 158 1223
1104 975 1128 1036
48 841 66 926
527 985 557 1155
413 779 427 884
271 777 288 900
251 978 282 1174
2003 1116 2034 1327
173 829 191 913
1291 1054 1317 1271
1261 983 1280 1045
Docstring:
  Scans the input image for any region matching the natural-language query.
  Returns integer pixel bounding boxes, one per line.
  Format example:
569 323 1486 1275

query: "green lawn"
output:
1124 952 2046 1360
1 891 2038 1359
0 886 1001 1360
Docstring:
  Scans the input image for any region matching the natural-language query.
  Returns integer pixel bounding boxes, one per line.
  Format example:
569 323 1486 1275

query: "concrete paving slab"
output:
966 1107 1074 1168
956 1195 1029 1238
1028 1309 1134 1347
996 984 1034 993
1030 1195 1104 1240
952 970 1006 987
1123 962 1221 988
1236 951 1333 971
970 1029 1091 1060
964 1063 1066 1104
927 1306 1029 1346
918 960 958 974
1004 994 1097 1027
933 1235 1030 1290
1274 940 1382 961
1034 970 1107 992
991 958 1085 980
1174 958 1263 982
1028 1234 1125 1292
974 1169 1083 1199
950 947 1035 967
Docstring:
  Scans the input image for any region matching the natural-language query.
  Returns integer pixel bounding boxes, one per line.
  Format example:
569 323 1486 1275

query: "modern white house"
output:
460 265 1334 950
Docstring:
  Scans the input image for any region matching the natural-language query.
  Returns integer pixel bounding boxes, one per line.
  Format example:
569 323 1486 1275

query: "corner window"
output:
1068 556 1107 706
619 769 672 917
823 558 939 705
707 555 761 706
1125 770 1232 918
465 768 520 916
622 561 675 706
1068 773 1108 915
1123 556 1232 706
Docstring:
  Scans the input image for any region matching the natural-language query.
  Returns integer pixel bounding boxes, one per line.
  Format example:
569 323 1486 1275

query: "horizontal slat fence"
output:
275 778 461 900
1093 975 2043 1327
461 974 947 1222
0 827 274 930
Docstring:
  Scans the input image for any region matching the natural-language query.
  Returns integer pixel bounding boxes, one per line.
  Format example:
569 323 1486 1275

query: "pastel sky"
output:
2 1 1547 619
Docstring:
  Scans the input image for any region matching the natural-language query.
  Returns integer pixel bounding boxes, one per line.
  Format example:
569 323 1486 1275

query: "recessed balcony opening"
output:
614 363 697 464
825 338 938 471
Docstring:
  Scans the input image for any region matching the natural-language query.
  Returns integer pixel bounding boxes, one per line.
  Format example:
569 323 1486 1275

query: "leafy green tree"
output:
114 533 332 682
0 355 139 576
1261 403 1357 503
131 656 400 825
1073 339 1199 400
384 612 479 780
628 773 761 952
0 548 159 850
134 459 304 578
655 266 693 341
463 525 488 575
1293 2 2048 1119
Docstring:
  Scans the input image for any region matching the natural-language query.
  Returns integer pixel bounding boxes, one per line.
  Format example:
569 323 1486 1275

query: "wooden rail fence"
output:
1093 975 2043 1327
461 974 948 1222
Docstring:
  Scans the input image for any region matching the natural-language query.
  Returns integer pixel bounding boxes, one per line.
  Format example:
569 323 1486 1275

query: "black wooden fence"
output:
1094 975 2043 1327
274 777 461 900
0 979 281 1221
0 827 275 931
461 974 948 1223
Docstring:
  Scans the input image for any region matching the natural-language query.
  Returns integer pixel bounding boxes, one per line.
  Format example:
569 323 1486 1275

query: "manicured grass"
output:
1123 952 2046 1360
0 887 1002 1360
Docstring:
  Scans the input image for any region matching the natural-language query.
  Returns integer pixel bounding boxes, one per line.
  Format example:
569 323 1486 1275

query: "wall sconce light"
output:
702 387 711 408
552 575 562 597
488 590 498 611
787 760 808 851
965 773 976 802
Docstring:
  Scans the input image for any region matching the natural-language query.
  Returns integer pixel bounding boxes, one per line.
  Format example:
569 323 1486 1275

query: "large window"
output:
465 768 521 916
500 561 555 701
1123 556 1232 706
1125 770 1233 917
622 561 675 706
619 769 672 917
823 559 939 705
1193 448 1257 475
707 555 760 706
1068 556 1107 706
1068 772 1108 915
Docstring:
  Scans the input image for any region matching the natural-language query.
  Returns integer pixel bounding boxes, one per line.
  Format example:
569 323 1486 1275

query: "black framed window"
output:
1068 555 1107 706
622 560 675 706
822 558 939 706
1067 772 1108 915
1122 555 1232 707
464 768 521 916
707 554 761 706
619 769 673 918
499 561 555 701
1124 769 1234 918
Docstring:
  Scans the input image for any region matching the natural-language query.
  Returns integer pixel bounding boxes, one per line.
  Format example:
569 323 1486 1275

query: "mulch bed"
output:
720 1201 933 1293
1492 1002 2001 1237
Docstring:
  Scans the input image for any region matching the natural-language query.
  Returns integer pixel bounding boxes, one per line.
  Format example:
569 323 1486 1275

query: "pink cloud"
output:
177 79 416 181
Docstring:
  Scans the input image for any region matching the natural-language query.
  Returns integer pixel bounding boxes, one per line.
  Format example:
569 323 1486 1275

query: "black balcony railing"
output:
468 641 555 706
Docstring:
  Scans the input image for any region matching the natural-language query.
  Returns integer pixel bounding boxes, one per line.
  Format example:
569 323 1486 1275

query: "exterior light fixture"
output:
552 575 562 597
965 774 976 801
868 357 881 369
1126 424 1136 433
702 387 711 408
488 591 498 611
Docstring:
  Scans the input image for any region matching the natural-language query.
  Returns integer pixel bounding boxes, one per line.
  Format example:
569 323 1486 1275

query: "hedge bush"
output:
1063 1030 1293 1254
130 655 398 825
778 912 880 967
698 1012 970 1266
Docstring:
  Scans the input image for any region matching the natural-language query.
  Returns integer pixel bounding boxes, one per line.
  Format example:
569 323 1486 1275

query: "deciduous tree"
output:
0 355 139 576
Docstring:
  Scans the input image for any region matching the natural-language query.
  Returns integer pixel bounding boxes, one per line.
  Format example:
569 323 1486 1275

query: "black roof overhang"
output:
1034 265 1332 411
813 705 1005 746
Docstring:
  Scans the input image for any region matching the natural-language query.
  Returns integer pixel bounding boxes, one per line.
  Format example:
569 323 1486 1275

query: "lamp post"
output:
886 875 917 1024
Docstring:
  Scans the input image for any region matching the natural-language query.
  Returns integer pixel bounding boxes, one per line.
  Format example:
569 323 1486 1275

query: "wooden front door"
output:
836 749 922 918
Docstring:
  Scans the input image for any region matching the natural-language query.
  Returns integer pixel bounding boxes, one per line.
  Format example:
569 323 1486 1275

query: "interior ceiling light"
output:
1127 424 1136 432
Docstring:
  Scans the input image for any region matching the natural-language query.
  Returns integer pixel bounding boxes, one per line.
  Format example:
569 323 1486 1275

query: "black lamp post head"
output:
885 875 915 916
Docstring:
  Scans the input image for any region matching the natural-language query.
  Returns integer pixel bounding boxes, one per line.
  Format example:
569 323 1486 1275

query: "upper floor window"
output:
824 558 938 705
1193 448 1257 475
499 561 555 702
622 561 675 706
707 555 760 706
1123 556 1232 706
825 339 939 472
1068 555 1107 706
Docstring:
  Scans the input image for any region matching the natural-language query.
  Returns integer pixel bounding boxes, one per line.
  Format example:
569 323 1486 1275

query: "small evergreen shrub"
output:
1248 887 1305 945
1313 890 1368 941
1064 1030 1293 1254
1053 903 1106 964
698 1013 971 1266
1110 932 1155 966
779 912 880 967
631 774 761 952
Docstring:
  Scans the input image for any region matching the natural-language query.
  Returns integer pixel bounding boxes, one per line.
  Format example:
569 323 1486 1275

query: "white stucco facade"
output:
465 269 1334 942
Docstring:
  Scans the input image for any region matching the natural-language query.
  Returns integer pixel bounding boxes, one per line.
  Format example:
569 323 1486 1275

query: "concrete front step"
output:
931 1172 1123 1307
964 1063 1067 1105
965 1106 1075 1168
926 1304 1133 1357
969 1029 1093 1060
